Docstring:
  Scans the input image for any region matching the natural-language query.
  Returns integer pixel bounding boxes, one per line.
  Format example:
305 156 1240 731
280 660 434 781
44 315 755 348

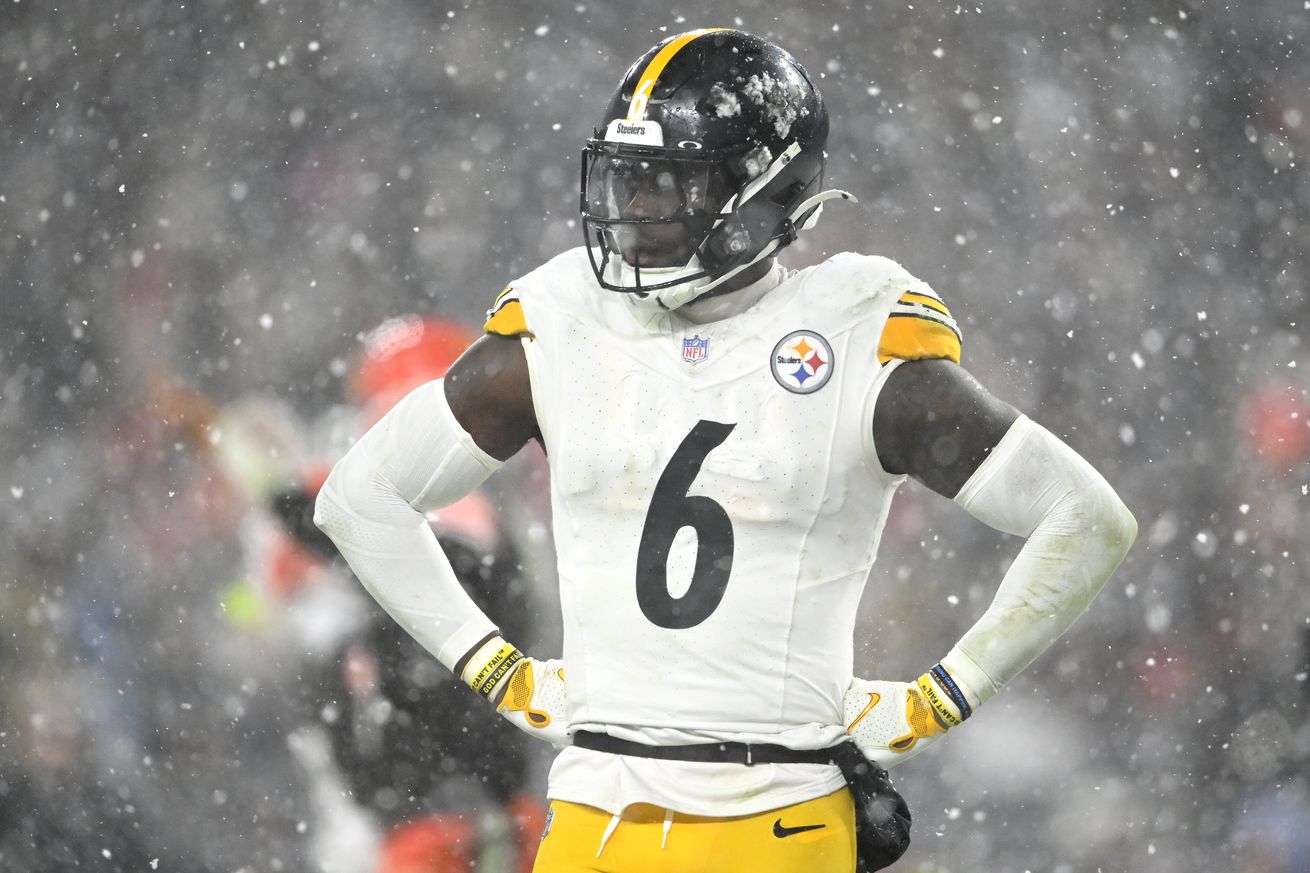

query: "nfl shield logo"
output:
682 335 709 365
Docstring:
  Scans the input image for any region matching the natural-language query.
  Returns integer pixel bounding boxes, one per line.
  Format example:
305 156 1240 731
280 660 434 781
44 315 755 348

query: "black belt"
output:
572 730 842 766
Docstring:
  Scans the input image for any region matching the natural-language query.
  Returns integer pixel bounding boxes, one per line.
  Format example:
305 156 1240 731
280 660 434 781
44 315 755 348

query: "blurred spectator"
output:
269 312 550 873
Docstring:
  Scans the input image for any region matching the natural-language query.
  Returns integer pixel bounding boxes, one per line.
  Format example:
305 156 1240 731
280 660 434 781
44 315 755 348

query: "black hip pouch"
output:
829 741 912 871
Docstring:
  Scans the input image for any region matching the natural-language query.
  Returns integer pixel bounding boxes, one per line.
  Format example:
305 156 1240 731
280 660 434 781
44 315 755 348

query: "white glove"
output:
459 635 570 748
495 657 570 749
844 665 972 770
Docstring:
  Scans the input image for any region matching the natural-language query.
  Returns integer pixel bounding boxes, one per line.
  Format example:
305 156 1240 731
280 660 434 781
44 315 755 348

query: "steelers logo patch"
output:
771 330 834 394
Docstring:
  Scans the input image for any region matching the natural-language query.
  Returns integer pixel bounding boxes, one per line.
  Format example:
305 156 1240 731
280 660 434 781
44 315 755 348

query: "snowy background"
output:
3 1 1309 871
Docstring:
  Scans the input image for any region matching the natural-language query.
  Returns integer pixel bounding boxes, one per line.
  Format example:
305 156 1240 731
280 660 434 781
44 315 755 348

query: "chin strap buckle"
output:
779 218 800 245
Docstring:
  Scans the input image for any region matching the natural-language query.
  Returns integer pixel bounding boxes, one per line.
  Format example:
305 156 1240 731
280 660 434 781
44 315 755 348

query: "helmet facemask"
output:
580 139 735 299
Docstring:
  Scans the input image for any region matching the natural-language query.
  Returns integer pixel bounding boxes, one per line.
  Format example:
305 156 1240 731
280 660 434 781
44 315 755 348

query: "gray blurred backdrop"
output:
2 1 1309 871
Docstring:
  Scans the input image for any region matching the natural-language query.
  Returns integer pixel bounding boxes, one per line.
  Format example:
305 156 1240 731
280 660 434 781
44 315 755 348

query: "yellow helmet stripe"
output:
627 28 730 121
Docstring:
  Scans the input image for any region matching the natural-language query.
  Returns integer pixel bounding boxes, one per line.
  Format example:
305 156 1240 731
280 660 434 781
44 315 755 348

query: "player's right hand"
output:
495 657 570 748
843 667 968 769
459 635 571 748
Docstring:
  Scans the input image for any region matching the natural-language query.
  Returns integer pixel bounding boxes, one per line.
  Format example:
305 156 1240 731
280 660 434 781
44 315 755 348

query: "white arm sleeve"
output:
313 379 505 672
938 416 1137 708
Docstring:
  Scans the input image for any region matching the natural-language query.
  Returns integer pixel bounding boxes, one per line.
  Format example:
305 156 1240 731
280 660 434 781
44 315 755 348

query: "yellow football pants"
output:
532 788 856 873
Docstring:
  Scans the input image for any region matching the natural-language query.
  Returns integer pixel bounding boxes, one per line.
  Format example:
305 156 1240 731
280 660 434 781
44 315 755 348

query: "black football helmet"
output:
581 28 854 310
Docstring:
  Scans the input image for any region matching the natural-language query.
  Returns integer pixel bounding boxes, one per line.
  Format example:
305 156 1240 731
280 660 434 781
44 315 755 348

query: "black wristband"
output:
930 663 973 721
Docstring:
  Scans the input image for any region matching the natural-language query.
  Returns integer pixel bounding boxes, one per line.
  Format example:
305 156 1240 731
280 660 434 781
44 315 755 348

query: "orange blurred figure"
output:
375 816 475 873
352 316 478 425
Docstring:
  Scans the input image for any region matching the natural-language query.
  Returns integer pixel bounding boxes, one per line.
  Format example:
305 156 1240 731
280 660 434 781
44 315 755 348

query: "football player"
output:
315 28 1137 873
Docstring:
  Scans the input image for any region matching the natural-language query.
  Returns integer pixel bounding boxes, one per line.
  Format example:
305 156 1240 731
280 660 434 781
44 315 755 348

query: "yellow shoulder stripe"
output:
878 288 962 364
900 291 951 318
878 315 961 364
484 299 532 338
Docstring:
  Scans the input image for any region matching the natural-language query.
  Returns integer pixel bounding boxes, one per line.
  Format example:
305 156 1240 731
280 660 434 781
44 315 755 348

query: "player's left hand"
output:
843 667 969 769
495 657 570 749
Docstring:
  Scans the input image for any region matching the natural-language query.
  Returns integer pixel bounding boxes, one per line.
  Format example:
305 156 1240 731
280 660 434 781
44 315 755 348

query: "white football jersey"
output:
484 247 962 815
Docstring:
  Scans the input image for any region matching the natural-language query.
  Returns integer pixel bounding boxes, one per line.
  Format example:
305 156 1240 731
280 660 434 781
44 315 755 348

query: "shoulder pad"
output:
802 253 920 311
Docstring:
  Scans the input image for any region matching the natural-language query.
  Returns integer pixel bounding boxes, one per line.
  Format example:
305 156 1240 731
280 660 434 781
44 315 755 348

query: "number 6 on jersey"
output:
635 420 737 629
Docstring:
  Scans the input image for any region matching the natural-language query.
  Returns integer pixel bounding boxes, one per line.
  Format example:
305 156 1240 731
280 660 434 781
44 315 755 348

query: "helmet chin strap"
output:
617 188 858 313
605 258 709 311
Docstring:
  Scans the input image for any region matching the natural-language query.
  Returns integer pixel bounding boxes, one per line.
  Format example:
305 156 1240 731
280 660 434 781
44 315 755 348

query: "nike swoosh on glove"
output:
496 658 570 749
843 666 969 769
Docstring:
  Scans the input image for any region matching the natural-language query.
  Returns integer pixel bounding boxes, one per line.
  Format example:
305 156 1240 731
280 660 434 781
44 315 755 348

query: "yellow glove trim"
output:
497 660 552 728
890 685 949 752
